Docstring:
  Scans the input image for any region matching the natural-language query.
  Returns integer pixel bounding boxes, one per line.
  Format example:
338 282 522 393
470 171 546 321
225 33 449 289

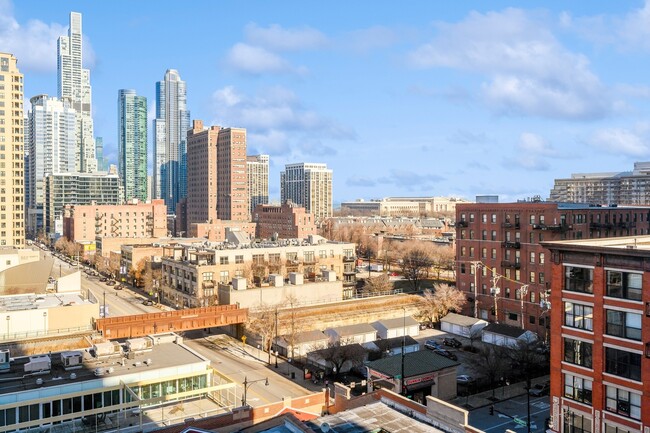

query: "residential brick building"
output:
543 236 650 433
455 202 650 338
159 235 356 308
62 199 167 242
253 201 316 240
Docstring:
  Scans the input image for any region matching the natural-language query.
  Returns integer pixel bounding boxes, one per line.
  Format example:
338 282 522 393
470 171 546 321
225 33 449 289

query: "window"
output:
220 256 229 265
508 312 518 321
565 266 593 293
482 214 487 223
481 248 487 258
605 423 635 433
530 252 535 263
564 338 592 368
564 413 592 433
530 215 535 224
491 230 497 240
606 386 641 420
460 263 466 274
564 302 593 330
235 255 244 264
482 230 487 240
606 310 641 341
202 272 213 281
539 253 545 264
564 373 592 404
539 272 545 284
252 254 265 265
530 291 536 303
606 270 642 301
491 248 497 259
469 213 475 222
461 247 467 257
469 247 475 257
529 271 536 283
491 214 497 223
469 230 475 240
219 270 229 283
605 347 641 381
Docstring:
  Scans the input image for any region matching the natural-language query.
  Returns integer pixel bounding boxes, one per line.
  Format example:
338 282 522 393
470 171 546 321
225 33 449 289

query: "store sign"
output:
405 373 436 386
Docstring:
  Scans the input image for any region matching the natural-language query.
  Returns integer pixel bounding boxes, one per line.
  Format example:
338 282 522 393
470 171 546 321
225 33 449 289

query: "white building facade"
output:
281 163 332 221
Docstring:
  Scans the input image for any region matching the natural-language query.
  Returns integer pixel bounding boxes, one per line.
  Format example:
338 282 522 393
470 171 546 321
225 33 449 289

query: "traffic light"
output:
489 405 494 416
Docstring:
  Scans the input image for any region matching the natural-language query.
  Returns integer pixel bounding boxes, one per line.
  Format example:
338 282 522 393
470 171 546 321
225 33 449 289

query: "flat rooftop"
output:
307 401 446 433
0 292 91 313
544 235 650 251
0 334 207 397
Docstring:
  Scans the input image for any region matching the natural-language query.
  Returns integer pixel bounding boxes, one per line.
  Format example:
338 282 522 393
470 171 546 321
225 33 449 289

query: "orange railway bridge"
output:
95 304 248 340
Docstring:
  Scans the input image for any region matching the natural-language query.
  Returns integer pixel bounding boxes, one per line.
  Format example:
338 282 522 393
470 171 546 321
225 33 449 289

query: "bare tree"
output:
416 284 466 326
430 245 455 280
311 341 367 378
467 344 510 397
281 294 304 360
130 258 147 287
246 303 279 364
400 247 433 291
363 273 393 295
505 340 548 387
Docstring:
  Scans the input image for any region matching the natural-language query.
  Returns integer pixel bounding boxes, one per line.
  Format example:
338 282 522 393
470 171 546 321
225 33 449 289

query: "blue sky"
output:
4 1 650 204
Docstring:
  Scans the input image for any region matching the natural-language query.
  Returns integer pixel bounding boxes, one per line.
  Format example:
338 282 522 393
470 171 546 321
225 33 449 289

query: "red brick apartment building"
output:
455 202 650 338
253 201 316 240
543 236 650 433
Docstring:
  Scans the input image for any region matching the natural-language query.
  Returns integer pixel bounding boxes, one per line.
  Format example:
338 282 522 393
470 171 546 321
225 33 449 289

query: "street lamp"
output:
400 307 406 395
242 376 269 407
274 309 279 368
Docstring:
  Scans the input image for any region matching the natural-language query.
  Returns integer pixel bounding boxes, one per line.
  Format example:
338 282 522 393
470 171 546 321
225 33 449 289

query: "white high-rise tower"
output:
153 69 190 212
57 12 97 173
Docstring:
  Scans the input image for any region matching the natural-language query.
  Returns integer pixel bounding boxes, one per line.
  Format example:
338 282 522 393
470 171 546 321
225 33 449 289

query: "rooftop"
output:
366 349 459 377
0 292 91 313
440 312 487 327
543 235 650 252
0 333 207 397
373 316 419 329
307 401 447 433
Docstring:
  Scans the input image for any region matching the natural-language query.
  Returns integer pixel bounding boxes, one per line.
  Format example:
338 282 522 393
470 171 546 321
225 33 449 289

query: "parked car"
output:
142 299 154 306
434 348 458 361
443 337 462 348
456 375 475 385
424 339 442 350
106 280 116 286
99 277 107 282
113 284 122 290
528 382 550 397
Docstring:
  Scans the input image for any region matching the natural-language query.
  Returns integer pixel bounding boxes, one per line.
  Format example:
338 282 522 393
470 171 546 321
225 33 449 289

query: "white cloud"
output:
225 43 294 74
502 132 566 171
244 23 328 51
408 8 612 119
343 26 399 53
211 85 354 156
0 1 95 72
587 127 650 157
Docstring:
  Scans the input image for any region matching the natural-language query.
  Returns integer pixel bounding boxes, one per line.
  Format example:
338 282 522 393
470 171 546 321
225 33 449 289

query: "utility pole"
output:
401 307 406 395
490 268 501 323
471 261 481 318
274 308 279 368
518 285 529 329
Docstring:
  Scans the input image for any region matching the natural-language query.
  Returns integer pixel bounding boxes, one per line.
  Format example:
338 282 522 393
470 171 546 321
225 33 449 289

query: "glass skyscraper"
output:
153 69 189 212
57 12 97 173
118 89 147 202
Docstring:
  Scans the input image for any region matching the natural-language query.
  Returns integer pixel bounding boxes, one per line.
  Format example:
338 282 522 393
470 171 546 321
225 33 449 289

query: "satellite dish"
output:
321 422 331 432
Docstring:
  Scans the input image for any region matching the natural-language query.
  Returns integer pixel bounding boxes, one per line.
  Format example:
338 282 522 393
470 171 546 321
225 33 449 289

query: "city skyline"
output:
6 1 650 203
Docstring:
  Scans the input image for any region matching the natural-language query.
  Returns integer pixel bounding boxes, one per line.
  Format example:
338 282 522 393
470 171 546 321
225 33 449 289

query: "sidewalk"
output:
450 375 550 409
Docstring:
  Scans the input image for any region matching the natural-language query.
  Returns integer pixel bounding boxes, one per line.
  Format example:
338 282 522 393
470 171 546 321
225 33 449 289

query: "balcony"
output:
501 260 521 269
589 222 614 230
343 256 356 262
501 221 521 229
502 241 521 249
616 221 636 229
532 223 571 232
456 220 469 228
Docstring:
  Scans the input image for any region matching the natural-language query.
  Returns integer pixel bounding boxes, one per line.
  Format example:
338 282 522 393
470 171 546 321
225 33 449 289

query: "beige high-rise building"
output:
186 120 219 226
217 127 248 221
0 53 25 247
247 154 269 217
281 163 333 221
